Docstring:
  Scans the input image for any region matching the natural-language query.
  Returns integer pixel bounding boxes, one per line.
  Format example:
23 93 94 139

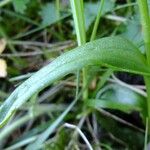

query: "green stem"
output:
137 0 150 64
137 0 150 134
70 0 88 100
56 0 63 36
56 0 60 19
144 117 149 150
90 0 105 41
144 77 150 118
126 0 132 16
70 0 86 46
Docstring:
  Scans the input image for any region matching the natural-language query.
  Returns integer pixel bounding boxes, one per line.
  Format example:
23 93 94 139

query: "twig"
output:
66 116 86 149
64 123 93 150
86 117 102 150
97 108 144 133
105 15 127 23
109 133 127 146
0 42 75 57
8 40 74 48
109 74 147 97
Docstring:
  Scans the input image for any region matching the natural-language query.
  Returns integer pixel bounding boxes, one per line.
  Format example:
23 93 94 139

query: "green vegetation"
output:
0 0 150 149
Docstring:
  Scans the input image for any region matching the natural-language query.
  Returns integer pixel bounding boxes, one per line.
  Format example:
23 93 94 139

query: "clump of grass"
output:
1 0 150 149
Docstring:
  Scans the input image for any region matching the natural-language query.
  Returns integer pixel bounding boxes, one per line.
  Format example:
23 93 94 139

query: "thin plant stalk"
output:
144 117 149 150
64 123 93 150
137 0 150 63
70 0 86 46
70 0 88 100
56 0 60 19
90 0 105 41
137 0 150 134
126 0 132 16
56 0 63 36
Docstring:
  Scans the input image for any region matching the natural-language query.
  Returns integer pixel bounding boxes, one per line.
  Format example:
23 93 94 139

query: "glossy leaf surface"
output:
0 36 149 127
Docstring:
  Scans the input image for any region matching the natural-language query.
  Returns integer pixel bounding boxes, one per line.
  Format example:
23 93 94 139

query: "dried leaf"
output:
0 39 6 54
0 59 7 78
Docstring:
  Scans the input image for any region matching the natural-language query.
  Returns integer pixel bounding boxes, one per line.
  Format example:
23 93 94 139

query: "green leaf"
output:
96 113 144 149
86 99 141 114
84 0 114 30
122 14 144 53
26 97 77 149
0 36 150 127
12 0 29 14
86 84 146 117
39 2 69 26
39 2 57 26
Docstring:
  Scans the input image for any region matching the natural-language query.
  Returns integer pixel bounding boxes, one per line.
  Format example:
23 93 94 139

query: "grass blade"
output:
26 95 78 149
0 36 150 127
